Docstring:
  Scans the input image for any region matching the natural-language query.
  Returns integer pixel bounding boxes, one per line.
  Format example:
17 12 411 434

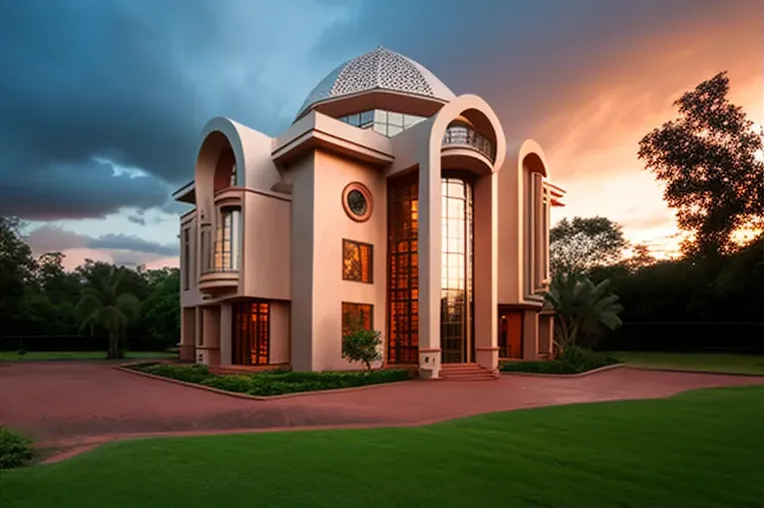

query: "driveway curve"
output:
1 361 762 450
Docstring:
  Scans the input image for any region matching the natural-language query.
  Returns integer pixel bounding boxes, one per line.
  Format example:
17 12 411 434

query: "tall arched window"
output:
523 157 550 298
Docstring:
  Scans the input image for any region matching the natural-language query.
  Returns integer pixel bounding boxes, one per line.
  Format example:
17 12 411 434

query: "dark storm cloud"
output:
1 0 757 226
0 159 172 220
0 0 311 220
310 0 755 142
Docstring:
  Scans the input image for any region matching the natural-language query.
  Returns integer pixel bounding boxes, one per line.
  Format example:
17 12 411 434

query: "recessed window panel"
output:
387 173 419 364
342 302 373 336
343 239 373 283
387 112 403 127
232 301 270 366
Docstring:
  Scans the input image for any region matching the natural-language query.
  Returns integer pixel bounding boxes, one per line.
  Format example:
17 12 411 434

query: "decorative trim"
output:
418 348 441 353
342 182 373 222
475 346 500 352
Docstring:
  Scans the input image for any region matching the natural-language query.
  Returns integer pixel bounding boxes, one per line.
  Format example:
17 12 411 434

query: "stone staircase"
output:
440 363 499 381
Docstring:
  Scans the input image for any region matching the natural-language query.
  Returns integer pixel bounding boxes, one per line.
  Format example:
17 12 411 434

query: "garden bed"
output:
126 363 412 397
501 347 621 375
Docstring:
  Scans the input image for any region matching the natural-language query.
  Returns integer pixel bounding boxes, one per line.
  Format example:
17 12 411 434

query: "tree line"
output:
545 71 763 354
0 217 179 356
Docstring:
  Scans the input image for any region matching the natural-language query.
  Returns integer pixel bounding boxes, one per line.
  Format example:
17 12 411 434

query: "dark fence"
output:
596 322 764 354
0 335 172 352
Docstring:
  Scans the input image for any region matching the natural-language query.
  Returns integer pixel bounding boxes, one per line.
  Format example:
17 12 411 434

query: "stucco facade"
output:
173 47 565 379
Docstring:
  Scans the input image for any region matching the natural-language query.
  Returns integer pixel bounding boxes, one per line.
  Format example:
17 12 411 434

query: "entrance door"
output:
232 302 270 365
498 309 523 359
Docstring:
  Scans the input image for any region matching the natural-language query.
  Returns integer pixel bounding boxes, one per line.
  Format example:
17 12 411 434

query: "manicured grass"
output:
0 351 176 362
130 363 412 396
3 385 763 508
611 351 764 375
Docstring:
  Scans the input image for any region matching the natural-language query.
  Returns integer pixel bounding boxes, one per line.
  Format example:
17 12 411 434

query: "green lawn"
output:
0 351 176 362
3 386 763 508
611 351 764 375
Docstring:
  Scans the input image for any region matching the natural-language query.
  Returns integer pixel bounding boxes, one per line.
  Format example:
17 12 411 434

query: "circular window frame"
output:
342 182 373 222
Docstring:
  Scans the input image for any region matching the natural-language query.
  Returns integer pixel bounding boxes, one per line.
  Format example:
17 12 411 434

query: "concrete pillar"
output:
200 306 221 366
417 158 442 378
473 171 499 372
219 303 232 366
538 312 555 358
179 307 196 361
522 309 539 360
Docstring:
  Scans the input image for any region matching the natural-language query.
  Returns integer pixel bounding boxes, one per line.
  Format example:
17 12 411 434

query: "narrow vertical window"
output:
182 228 190 290
214 207 240 272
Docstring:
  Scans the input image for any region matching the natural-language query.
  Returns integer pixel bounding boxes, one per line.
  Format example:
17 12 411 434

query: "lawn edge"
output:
623 365 764 377
115 363 420 400
500 362 625 378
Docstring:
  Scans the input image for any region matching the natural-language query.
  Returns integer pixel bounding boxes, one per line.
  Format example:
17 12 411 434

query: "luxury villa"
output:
172 46 565 379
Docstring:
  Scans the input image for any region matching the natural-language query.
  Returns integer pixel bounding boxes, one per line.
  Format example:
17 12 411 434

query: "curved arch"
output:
194 118 248 223
508 139 550 178
427 94 507 174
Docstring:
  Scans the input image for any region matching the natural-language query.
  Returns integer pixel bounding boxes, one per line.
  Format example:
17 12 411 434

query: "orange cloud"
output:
536 3 762 257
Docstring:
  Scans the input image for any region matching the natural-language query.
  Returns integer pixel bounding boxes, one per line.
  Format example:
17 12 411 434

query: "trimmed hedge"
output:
0 427 35 469
130 363 411 396
501 347 620 375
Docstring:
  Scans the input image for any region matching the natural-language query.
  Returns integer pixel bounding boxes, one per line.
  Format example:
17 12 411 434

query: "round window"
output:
342 182 373 222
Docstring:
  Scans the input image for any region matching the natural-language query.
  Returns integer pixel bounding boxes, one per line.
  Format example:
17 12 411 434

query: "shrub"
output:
342 329 383 370
0 427 34 469
17 349 27 357
135 363 213 383
501 347 620 375
157 368 411 396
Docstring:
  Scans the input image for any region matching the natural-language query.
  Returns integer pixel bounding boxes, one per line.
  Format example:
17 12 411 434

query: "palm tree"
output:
543 272 624 350
74 266 141 359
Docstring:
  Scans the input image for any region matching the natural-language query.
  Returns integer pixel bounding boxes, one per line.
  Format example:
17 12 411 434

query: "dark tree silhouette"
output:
638 72 764 258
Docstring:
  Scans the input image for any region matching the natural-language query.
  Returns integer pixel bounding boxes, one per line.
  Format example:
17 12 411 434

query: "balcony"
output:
199 266 239 294
198 221 240 295
442 125 495 161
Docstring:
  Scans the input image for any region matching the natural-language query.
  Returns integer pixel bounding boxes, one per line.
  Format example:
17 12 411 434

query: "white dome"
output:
296 46 456 119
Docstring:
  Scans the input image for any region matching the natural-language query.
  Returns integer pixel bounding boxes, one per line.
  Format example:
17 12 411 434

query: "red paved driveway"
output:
1 361 762 449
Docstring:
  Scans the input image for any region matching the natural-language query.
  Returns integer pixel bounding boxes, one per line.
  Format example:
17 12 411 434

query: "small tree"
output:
74 266 141 359
543 272 624 350
550 217 628 275
342 324 382 371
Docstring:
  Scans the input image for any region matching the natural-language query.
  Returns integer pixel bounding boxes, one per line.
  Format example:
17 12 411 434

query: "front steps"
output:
440 363 499 381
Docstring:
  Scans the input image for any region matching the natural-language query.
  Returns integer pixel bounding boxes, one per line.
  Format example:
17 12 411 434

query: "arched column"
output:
417 156 443 379
472 170 499 372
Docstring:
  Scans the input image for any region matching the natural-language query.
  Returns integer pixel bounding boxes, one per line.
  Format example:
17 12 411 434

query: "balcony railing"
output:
442 125 495 161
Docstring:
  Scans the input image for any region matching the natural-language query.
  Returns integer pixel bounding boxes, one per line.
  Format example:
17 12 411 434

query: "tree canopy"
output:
550 216 628 275
638 72 764 258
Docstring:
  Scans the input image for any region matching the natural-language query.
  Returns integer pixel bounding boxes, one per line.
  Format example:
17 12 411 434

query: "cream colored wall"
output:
289 154 316 371
497 148 523 305
238 125 281 192
309 149 387 371
180 213 205 308
241 191 291 300
269 301 291 364
219 303 231 366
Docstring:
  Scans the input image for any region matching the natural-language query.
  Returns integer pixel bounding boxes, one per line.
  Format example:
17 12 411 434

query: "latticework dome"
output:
296 46 455 119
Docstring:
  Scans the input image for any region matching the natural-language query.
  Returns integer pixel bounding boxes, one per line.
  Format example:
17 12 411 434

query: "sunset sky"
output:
0 0 761 270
